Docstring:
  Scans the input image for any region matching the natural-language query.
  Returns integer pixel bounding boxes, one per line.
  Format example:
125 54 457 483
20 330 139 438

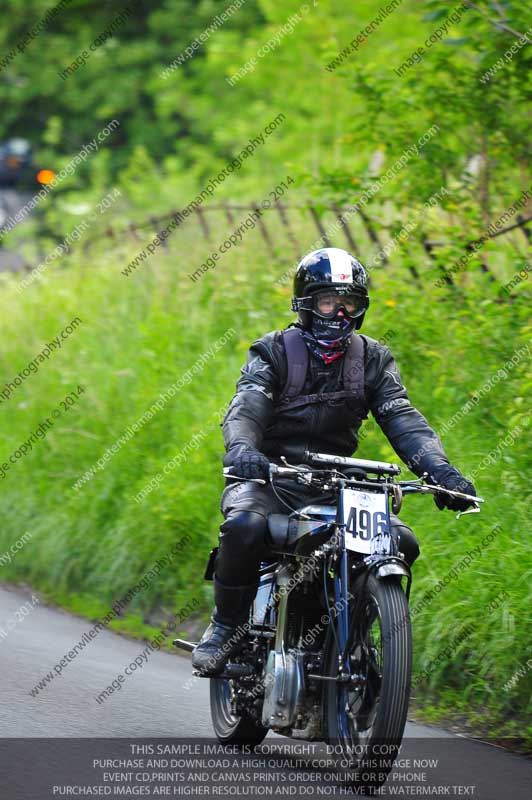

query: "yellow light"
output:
36 169 55 185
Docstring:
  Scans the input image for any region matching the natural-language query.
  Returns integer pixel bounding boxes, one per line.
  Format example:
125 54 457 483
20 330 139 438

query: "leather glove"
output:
429 465 476 512
231 448 270 480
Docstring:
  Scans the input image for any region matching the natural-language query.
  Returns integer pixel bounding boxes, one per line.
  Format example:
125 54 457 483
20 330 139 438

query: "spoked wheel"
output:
210 676 268 745
324 572 412 792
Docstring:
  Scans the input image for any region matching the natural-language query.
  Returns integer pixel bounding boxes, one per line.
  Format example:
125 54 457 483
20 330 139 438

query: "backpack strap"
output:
279 327 309 404
277 328 366 411
342 332 366 405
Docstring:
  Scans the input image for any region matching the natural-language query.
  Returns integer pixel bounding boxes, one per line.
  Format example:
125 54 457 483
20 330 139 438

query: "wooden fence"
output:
102 201 531 289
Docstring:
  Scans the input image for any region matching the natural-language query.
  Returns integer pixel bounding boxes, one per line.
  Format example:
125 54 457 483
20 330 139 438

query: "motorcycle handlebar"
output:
304 450 401 475
223 462 484 504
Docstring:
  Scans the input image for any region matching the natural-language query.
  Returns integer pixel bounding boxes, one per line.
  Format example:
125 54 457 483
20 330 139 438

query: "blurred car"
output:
0 138 33 187
0 137 55 189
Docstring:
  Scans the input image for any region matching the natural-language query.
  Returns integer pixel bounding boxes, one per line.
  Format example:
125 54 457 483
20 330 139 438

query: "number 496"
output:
346 508 387 540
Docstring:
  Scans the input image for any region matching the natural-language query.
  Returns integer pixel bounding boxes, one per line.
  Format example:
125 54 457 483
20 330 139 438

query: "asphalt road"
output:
0 189 31 273
1 584 530 799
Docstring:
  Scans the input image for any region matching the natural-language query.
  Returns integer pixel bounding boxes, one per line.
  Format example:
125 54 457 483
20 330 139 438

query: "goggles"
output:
300 288 368 320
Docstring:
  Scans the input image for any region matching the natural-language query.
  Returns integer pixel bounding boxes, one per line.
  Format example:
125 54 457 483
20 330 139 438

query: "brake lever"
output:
222 468 267 484
414 474 485 505
456 504 481 519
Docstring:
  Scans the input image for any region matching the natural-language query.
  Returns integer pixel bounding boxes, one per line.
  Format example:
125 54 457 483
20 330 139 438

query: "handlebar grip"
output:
223 463 298 480
269 464 297 475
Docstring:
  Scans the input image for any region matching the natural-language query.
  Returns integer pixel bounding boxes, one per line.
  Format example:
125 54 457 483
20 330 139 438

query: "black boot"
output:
191 578 258 675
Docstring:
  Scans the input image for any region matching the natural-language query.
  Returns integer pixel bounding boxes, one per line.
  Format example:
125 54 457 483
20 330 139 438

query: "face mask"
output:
303 312 356 364
311 312 355 342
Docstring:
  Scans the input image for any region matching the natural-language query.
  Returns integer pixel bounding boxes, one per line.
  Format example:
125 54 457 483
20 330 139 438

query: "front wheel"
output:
210 677 268 745
323 571 412 790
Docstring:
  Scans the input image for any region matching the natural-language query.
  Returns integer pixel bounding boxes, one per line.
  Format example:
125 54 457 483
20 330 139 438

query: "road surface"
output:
0 189 31 272
1 584 530 798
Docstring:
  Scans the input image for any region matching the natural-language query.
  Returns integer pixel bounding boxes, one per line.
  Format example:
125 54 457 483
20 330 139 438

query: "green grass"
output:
0 210 530 744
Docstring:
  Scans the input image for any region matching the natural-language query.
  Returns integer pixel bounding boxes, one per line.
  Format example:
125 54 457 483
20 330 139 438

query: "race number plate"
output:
342 488 392 555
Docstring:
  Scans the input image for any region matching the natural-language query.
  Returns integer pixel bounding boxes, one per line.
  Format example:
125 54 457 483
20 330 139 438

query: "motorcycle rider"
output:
192 247 476 675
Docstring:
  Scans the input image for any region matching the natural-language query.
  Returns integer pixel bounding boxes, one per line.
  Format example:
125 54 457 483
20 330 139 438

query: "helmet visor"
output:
312 289 368 319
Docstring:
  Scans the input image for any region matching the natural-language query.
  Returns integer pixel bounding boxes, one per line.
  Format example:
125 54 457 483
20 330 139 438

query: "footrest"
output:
173 638 197 653
192 663 255 679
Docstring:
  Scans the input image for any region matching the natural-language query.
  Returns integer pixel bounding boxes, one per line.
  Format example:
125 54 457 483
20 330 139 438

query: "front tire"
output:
210 677 268 745
324 572 412 790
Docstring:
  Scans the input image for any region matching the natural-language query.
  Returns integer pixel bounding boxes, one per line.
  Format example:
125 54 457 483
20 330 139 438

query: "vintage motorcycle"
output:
175 451 481 790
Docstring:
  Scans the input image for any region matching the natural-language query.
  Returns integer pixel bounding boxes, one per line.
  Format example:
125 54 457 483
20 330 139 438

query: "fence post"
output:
252 203 277 257
422 239 453 286
223 203 235 226
464 240 497 283
517 215 531 244
275 200 300 257
332 204 360 257
308 206 332 248
195 206 212 243
150 216 167 248
357 208 388 266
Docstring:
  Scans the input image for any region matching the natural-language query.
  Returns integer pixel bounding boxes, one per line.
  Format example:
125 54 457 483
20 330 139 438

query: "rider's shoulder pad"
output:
250 330 285 369
359 334 392 362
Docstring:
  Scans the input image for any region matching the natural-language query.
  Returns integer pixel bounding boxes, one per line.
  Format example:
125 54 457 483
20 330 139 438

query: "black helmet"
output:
291 247 369 330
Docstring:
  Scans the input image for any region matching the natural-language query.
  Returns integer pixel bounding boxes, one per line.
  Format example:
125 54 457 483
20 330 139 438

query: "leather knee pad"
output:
389 515 419 566
395 525 420 566
216 510 269 585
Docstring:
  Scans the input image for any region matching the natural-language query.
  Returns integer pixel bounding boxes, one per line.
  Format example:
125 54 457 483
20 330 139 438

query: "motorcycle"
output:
174 451 482 791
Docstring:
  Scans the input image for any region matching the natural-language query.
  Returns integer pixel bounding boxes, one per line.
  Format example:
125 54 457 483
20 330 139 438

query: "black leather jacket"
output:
222 327 451 479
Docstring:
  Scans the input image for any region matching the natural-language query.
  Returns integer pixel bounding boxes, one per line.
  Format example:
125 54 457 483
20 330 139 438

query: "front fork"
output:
334 533 351 676
332 550 412 668
330 542 412 675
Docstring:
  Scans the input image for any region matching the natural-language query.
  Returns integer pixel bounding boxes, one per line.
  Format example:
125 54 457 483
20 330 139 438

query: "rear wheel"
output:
210 677 268 745
324 572 412 790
